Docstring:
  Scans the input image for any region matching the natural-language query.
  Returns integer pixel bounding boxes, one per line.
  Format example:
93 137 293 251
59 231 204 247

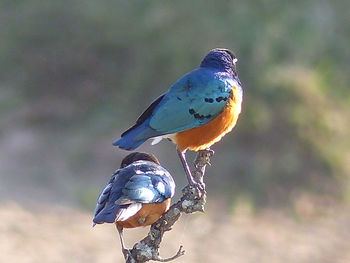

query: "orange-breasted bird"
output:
93 152 175 258
113 48 243 187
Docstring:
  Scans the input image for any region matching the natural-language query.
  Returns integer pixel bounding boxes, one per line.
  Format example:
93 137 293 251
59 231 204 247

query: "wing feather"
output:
93 161 175 224
148 69 237 134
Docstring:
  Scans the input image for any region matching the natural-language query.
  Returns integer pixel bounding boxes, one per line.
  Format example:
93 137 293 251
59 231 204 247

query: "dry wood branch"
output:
125 149 214 263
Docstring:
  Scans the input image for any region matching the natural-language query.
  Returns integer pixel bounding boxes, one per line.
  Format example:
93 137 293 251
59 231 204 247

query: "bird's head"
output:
120 152 160 168
200 48 238 76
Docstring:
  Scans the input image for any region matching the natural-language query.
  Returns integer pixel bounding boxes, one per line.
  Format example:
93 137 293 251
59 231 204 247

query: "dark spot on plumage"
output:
177 96 182 101
204 98 214 103
190 108 213 120
216 96 230 102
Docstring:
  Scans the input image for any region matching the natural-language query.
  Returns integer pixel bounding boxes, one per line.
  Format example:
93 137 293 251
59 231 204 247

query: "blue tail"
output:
93 204 120 224
113 122 159 150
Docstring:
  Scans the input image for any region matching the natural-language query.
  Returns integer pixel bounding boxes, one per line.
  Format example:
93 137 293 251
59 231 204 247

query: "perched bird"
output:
113 48 243 187
93 152 175 258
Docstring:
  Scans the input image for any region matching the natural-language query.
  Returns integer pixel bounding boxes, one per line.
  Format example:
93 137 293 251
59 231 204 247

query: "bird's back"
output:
93 161 175 225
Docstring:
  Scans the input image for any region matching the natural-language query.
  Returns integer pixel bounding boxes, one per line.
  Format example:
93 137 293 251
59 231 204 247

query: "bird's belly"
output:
116 199 171 228
175 95 242 152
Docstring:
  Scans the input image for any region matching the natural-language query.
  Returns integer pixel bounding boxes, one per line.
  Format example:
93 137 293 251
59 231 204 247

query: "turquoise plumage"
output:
113 50 242 150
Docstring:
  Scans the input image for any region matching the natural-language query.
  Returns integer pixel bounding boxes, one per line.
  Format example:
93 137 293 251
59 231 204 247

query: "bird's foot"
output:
190 181 205 193
185 173 205 193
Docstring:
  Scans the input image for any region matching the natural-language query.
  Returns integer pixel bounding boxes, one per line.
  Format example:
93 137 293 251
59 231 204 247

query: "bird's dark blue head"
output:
200 48 238 77
120 152 160 168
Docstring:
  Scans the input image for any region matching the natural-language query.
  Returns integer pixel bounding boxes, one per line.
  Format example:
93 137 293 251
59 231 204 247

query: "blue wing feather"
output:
149 68 235 134
93 161 175 225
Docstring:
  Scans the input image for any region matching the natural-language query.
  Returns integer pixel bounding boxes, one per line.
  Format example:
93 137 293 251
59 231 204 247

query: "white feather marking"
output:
137 188 155 200
116 203 142 221
151 136 163 145
156 182 165 194
115 197 133 205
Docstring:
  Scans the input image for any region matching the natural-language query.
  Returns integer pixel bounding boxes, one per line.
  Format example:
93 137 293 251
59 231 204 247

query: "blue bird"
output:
93 152 175 259
113 48 243 187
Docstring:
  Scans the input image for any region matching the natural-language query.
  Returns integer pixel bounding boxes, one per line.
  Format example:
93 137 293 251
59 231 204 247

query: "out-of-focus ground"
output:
1 202 349 263
1 127 350 263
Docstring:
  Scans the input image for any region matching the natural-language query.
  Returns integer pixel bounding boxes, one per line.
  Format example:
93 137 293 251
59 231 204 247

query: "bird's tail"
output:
113 122 157 150
93 205 120 225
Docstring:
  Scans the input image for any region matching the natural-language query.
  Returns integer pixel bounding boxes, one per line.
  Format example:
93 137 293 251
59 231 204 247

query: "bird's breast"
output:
116 198 171 228
174 86 242 152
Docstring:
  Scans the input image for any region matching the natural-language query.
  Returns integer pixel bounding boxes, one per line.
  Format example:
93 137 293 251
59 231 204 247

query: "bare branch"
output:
124 149 213 263
152 246 185 262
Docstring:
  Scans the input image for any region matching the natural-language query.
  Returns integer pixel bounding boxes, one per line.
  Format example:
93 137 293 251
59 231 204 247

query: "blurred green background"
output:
0 1 350 262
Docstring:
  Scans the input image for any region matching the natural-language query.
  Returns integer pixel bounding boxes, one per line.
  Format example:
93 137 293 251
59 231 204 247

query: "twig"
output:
125 149 214 263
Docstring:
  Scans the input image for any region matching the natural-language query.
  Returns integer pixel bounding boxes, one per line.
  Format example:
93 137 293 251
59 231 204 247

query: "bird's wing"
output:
92 162 175 224
146 68 238 135
92 170 125 224
117 162 175 204
113 162 175 222
120 94 166 137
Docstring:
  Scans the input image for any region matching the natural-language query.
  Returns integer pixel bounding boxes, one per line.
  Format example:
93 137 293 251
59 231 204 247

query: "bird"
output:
92 152 175 259
113 48 243 187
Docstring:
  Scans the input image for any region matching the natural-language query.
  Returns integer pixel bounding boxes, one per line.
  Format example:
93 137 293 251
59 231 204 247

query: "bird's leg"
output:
177 149 196 186
116 225 131 260
177 149 206 192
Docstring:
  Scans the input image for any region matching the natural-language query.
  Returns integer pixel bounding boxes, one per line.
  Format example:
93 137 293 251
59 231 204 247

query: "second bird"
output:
114 48 243 186
93 152 175 259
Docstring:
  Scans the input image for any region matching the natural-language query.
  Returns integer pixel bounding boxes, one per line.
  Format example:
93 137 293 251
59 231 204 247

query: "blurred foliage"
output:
1 0 349 210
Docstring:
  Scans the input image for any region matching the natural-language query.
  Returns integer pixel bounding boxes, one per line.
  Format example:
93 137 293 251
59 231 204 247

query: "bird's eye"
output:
222 49 237 63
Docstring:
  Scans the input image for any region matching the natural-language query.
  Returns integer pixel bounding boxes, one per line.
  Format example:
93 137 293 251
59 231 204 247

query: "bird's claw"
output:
196 182 205 193
186 175 205 193
190 181 206 194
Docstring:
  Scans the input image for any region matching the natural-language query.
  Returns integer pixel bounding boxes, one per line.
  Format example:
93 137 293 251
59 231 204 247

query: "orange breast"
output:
116 199 171 228
175 89 242 152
